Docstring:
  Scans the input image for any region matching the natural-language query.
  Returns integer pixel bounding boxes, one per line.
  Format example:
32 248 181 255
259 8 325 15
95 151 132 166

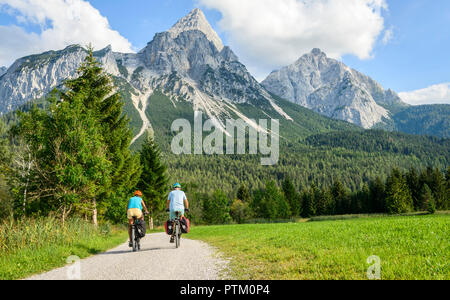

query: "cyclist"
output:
166 183 189 243
127 190 149 247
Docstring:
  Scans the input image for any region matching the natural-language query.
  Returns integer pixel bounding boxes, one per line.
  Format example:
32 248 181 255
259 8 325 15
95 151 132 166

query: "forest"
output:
0 51 448 226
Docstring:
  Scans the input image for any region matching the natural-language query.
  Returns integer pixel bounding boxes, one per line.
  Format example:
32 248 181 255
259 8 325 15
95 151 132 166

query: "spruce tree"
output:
385 169 413 214
137 132 168 229
59 47 140 222
369 177 386 213
419 184 435 214
331 180 349 215
406 168 421 211
282 177 301 217
301 185 317 218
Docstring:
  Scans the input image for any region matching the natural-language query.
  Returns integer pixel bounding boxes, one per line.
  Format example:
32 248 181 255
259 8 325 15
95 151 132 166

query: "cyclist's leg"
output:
127 209 141 245
127 218 134 245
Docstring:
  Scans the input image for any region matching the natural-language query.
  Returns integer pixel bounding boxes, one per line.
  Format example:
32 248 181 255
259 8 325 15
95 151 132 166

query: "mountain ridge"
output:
0 9 447 140
262 48 408 129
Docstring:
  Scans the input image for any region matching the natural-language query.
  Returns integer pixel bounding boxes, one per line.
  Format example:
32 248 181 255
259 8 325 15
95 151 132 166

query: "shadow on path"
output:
99 246 175 255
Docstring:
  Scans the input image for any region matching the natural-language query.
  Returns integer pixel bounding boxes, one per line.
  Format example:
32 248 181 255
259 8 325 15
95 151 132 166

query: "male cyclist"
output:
166 183 189 243
127 190 149 247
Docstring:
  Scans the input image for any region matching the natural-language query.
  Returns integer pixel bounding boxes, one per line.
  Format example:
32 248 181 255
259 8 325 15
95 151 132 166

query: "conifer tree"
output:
282 177 301 217
385 168 413 214
137 132 168 229
331 180 349 215
369 177 386 213
406 168 421 210
301 184 317 218
59 47 140 223
419 184 435 214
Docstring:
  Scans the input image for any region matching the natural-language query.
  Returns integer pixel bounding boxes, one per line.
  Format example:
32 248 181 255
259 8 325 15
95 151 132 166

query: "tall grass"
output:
0 216 105 254
0 216 127 280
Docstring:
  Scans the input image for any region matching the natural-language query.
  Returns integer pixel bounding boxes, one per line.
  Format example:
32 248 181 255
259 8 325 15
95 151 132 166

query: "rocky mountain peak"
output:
0 67 6 77
168 8 224 51
262 49 406 128
311 48 326 57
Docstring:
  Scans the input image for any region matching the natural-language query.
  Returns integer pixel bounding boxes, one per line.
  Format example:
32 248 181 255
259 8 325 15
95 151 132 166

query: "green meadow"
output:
188 213 449 280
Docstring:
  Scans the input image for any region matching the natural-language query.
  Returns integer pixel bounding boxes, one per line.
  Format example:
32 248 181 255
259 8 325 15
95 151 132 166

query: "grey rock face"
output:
168 8 224 52
0 8 293 136
0 45 88 112
262 49 407 128
0 67 6 77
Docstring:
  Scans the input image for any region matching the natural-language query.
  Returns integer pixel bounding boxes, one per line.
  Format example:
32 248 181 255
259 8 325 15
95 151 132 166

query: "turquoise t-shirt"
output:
128 196 143 210
168 190 187 211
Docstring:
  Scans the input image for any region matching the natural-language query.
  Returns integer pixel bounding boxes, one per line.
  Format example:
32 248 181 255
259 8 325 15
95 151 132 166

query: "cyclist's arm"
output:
141 200 149 213
184 197 189 210
166 199 170 211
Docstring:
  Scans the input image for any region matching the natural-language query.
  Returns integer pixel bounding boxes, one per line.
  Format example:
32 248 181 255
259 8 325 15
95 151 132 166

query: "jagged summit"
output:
262 49 408 129
311 48 326 56
168 8 224 51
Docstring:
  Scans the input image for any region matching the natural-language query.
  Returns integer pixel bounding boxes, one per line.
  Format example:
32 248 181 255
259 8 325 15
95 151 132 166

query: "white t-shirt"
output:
168 190 187 211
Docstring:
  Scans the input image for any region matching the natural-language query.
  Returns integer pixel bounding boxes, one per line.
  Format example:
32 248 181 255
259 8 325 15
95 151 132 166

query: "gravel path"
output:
27 233 228 280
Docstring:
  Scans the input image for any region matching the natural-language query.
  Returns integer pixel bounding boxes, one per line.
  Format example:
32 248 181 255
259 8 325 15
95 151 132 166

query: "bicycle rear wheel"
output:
131 226 137 252
175 223 180 248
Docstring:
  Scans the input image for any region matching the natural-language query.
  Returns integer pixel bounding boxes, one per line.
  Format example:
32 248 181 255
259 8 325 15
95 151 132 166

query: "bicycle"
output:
131 213 148 252
168 209 189 249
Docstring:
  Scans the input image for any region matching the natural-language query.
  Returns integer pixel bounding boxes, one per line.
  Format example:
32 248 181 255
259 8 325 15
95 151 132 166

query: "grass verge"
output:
188 214 449 280
0 217 128 280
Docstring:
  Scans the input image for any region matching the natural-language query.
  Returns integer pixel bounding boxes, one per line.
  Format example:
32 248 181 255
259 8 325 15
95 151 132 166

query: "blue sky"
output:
0 0 449 104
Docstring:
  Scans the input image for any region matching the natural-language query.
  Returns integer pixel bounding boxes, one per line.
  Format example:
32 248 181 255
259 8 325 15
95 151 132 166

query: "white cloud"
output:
198 0 388 80
399 83 450 106
0 0 134 67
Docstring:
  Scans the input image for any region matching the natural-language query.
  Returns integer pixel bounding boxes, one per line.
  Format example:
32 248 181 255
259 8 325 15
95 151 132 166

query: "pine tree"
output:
369 177 386 213
137 133 168 229
301 185 317 218
331 180 349 215
406 168 421 211
419 184 435 214
262 181 290 220
282 177 301 217
385 169 413 214
59 47 140 223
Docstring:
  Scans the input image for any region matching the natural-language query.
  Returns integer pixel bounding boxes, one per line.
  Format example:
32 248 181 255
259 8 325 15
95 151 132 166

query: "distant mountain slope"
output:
262 49 408 129
389 105 450 138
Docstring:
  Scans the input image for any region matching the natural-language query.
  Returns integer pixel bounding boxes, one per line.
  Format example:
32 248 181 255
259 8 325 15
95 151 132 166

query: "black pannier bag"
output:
165 220 174 235
136 219 146 238
180 217 190 234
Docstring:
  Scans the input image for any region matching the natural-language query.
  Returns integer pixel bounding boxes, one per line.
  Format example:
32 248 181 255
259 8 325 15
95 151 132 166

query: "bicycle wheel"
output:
131 226 137 252
175 223 180 248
